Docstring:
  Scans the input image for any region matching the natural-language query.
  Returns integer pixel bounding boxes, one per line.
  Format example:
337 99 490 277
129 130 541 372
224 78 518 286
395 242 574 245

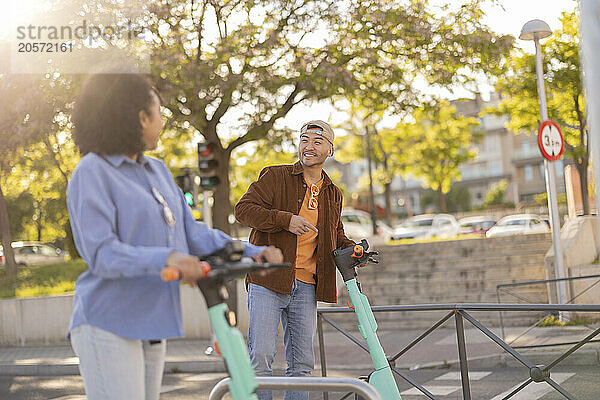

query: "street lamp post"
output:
520 20 569 320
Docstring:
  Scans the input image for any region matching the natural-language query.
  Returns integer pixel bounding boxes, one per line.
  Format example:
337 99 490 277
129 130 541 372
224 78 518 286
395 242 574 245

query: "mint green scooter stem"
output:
333 240 402 400
345 278 402 399
185 241 290 400
208 303 258 400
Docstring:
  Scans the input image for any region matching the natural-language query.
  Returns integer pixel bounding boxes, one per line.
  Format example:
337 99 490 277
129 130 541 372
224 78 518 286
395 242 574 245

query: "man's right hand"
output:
288 215 318 236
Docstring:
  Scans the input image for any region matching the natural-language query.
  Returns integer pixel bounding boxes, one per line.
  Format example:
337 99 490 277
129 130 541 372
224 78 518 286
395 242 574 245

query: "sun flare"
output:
0 0 45 40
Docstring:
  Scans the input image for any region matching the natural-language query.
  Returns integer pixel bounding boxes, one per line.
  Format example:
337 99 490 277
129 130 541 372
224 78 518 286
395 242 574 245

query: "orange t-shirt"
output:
295 180 322 284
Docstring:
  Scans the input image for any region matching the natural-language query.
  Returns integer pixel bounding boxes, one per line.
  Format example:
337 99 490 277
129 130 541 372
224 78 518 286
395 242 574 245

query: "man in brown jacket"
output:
234 120 355 400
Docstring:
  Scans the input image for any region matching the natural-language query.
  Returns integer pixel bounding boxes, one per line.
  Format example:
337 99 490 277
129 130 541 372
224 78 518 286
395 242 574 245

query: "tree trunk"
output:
577 157 590 215
211 148 232 234
437 186 447 213
0 178 17 276
384 182 392 227
64 218 79 259
365 126 377 235
372 127 393 226
43 137 78 257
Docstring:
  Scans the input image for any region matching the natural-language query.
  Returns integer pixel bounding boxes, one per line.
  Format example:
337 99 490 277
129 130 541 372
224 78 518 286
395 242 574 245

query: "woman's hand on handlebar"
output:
164 251 210 283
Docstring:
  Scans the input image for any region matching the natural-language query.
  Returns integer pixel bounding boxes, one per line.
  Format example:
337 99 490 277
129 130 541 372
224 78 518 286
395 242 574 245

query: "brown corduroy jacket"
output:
234 161 355 303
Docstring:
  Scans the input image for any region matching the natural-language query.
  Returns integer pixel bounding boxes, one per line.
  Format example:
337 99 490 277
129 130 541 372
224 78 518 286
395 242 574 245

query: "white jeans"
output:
70 324 166 400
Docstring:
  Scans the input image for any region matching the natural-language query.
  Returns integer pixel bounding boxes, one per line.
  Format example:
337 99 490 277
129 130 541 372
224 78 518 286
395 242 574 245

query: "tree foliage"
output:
390 101 481 212
0 75 56 276
483 178 508 207
421 185 471 213
491 10 589 212
142 0 512 230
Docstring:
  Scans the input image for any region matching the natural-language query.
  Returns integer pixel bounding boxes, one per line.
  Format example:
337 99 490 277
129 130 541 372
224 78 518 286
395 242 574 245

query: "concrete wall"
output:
332 233 553 330
0 281 250 346
0 295 74 346
545 216 599 303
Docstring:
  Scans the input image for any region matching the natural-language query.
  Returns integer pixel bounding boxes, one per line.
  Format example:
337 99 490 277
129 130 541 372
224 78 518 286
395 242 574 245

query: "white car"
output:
485 214 550 238
0 241 67 267
458 216 497 235
391 214 460 240
340 209 394 241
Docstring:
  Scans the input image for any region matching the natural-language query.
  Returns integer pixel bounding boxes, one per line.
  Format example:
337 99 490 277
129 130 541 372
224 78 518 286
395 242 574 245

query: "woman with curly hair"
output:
67 73 282 400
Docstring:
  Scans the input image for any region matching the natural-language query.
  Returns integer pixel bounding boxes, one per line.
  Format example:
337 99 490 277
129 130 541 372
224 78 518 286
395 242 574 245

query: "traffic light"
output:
176 172 195 207
198 142 220 191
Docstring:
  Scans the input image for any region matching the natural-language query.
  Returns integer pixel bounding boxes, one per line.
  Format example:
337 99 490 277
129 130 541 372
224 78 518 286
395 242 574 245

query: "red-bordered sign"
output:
538 120 564 161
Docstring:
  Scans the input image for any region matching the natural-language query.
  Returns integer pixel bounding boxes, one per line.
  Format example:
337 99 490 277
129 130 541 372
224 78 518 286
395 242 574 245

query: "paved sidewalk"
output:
1 325 598 376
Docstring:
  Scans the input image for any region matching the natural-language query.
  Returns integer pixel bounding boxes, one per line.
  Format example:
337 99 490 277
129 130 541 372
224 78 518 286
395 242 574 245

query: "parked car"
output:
540 215 552 229
0 241 66 267
340 209 394 241
458 216 497 235
391 214 460 240
485 214 550 238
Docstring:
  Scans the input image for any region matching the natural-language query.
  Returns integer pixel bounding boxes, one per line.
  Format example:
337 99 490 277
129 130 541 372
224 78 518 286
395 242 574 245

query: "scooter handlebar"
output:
161 259 290 283
202 259 290 284
333 239 379 282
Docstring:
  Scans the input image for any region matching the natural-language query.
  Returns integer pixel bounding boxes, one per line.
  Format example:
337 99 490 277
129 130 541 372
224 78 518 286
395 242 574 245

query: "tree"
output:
334 101 393 224
491 11 590 213
421 185 471 213
230 140 297 207
483 179 508 207
0 75 54 276
397 101 481 212
141 0 512 232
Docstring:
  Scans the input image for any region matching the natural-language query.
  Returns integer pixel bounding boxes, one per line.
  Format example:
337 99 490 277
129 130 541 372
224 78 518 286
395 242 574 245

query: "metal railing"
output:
208 376 382 400
496 274 600 342
317 303 600 400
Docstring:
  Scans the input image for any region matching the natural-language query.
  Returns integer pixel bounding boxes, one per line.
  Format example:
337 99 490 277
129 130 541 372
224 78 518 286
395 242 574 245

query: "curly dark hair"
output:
72 74 161 156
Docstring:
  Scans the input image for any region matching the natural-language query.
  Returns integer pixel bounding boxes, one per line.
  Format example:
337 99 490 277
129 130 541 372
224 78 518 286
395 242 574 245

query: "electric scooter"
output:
333 239 402 400
162 241 290 400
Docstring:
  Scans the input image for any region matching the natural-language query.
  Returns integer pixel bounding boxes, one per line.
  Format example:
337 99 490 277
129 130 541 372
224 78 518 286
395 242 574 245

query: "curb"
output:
1 349 598 376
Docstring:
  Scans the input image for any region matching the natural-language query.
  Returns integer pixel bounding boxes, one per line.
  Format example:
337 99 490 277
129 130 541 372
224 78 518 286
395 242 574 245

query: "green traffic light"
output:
184 192 194 206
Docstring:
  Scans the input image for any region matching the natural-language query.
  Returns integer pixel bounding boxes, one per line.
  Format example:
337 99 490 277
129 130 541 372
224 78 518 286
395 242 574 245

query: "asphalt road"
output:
1 366 598 399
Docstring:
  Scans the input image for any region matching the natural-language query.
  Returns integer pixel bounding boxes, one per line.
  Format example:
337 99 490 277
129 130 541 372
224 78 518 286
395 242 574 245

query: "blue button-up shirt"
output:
67 153 263 340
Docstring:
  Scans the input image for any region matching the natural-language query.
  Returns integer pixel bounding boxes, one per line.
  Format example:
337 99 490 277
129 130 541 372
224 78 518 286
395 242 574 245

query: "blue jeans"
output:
247 280 317 400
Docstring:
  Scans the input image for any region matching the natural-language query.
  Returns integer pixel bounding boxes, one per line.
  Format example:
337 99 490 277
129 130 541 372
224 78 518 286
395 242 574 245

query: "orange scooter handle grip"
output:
161 267 182 281
161 262 211 282
351 244 364 258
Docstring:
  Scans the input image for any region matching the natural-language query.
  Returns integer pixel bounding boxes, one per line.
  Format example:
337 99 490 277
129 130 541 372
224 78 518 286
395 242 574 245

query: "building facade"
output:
326 93 566 217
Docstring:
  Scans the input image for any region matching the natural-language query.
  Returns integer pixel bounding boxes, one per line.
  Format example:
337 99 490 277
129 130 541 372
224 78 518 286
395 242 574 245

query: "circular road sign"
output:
538 120 564 161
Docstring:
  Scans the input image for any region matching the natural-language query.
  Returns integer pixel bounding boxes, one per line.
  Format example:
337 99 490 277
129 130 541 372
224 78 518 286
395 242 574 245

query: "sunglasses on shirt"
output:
307 183 319 210
152 187 176 226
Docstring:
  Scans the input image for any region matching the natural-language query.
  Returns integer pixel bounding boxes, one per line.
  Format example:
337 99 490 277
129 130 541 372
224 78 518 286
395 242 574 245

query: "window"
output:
403 218 433 227
524 165 534 182
485 135 501 154
18 246 37 255
358 216 372 226
342 215 360 224
40 245 59 256
499 219 527 226
488 161 502 175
